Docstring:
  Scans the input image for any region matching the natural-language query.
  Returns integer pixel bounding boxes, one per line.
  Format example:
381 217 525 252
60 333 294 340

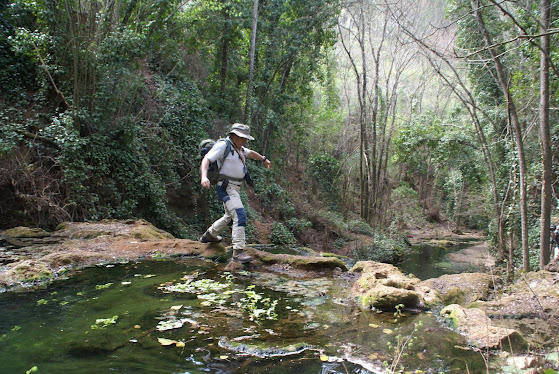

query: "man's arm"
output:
247 151 271 168
200 157 211 188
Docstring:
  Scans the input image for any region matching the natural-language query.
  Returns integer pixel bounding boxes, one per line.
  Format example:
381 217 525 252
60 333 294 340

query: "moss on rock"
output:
246 248 347 271
419 273 492 306
2 227 50 238
350 261 426 311
440 304 526 350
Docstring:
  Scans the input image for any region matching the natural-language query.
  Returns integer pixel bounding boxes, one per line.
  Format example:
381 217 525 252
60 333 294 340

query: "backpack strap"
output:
213 138 233 175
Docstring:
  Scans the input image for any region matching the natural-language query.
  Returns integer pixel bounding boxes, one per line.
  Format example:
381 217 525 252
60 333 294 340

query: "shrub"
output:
269 222 296 245
308 152 340 195
286 218 312 235
347 219 375 236
350 232 407 264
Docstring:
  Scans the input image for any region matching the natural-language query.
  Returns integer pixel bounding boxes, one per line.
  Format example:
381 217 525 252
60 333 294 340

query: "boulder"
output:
53 219 174 240
350 261 425 311
476 271 559 347
480 271 559 318
440 304 526 350
2 227 50 238
418 272 493 306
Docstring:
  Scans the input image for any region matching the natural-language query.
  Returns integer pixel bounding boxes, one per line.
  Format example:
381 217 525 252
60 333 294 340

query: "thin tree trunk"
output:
473 0 528 266
539 0 552 268
243 0 259 124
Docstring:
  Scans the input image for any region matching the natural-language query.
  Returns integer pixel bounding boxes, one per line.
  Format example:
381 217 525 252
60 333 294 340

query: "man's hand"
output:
201 176 211 189
263 159 271 169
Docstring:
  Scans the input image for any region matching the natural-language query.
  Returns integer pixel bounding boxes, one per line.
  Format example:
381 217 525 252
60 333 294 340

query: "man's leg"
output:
200 181 232 243
225 184 252 263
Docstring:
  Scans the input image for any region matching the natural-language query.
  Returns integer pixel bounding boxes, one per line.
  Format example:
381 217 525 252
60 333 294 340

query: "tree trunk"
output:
473 0 528 267
539 0 552 268
243 0 259 124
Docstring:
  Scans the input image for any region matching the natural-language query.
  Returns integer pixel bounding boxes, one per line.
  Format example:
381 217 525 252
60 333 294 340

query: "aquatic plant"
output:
90 315 119 329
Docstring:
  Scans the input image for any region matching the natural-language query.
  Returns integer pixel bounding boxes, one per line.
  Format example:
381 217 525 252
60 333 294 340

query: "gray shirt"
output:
205 138 253 180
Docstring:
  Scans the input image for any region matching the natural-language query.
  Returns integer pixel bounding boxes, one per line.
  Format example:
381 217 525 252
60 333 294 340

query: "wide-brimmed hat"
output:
228 123 254 140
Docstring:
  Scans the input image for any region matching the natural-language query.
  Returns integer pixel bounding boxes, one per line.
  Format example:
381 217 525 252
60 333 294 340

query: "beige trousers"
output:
208 181 246 250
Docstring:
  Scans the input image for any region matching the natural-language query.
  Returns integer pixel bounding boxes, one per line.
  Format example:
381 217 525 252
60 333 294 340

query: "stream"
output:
0 242 489 373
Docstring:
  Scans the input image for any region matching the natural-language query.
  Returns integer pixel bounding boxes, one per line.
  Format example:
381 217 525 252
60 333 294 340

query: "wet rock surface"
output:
349 261 425 311
418 272 493 306
440 304 526 350
0 220 349 290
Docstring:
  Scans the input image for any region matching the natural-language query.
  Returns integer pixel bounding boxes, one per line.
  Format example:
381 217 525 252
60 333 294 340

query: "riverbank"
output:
1 219 558 372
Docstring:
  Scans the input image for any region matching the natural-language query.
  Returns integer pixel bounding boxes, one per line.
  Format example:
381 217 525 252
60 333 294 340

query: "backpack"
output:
199 138 232 183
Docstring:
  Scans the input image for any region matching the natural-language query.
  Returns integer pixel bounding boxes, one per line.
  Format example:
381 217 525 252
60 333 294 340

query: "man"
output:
199 123 271 263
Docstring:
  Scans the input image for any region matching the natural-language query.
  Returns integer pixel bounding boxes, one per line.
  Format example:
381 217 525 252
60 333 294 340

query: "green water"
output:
0 259 486 373
398 242 483 280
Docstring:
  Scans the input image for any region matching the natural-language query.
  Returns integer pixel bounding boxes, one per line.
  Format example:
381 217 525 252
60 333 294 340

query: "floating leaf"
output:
25 366 38 374
144 274 156 278
369 323 379 328
176 341 185 348
37 299 48 305
170 305 182 310
320 355 329 362
219 355 228 360
156 319 190 331
134 325 141 329
382 329 393 335
157 338 178 346
121 281 132 285
95 283 113 290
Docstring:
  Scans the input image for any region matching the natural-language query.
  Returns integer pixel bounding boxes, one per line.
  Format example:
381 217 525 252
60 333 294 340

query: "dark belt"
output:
219 175 244 183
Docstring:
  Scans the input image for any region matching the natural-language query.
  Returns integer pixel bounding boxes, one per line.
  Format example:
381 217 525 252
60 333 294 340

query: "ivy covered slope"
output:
0 0 340 239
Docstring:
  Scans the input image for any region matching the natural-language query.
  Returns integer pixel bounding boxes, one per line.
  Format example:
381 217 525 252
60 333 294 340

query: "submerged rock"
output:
218 336 312 357
350 261 426 311
440 304 526 350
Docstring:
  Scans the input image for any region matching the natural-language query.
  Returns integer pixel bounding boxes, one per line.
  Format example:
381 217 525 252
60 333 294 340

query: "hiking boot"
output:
199 230 223 243
232 249 253 263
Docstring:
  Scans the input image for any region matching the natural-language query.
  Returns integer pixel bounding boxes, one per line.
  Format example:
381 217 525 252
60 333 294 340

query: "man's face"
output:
232 134 248 147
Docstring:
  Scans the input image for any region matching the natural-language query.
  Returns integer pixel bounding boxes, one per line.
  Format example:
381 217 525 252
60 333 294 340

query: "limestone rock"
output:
245 248 348 271
480 271 559 318
440 304 526 350
350 261 424 311
418 272 493 306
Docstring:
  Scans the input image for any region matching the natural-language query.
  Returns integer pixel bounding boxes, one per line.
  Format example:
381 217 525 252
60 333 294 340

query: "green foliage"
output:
350 232 407 264
308 152 340 197
253 167 295 219
285 218 312 235
347 219 375 236
269 222 296 245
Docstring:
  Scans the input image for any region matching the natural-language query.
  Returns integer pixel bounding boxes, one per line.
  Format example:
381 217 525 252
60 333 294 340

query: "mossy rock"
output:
350 261 424 311
359 285 420 311
129 220 174 240
0 260 53 286
440 304 527 350
2 227 50 238
418 273 492 306
246 248 347 271
426 239 456 248
218 337 311 357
